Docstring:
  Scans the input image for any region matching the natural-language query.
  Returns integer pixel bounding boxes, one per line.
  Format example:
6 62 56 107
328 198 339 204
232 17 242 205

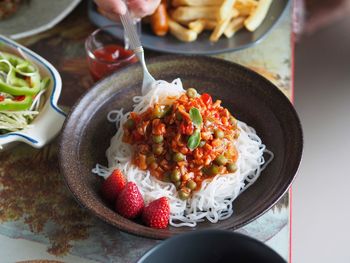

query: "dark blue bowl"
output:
137 230 286 263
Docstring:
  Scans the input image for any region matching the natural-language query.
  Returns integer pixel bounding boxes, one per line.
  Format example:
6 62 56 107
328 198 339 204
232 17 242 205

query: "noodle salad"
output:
0 51 48 135
93 79 273 229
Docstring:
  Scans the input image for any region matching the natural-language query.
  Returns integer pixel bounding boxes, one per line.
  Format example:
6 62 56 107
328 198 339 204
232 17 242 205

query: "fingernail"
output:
120 2 127 15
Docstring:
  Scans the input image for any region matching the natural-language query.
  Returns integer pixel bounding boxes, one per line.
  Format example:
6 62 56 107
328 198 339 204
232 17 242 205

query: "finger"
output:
128 0 161 17
98 8 121 22
94 0 127 16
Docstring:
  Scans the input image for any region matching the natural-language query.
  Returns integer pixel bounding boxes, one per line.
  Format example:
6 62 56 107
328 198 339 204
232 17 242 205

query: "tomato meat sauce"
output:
123 88 240 200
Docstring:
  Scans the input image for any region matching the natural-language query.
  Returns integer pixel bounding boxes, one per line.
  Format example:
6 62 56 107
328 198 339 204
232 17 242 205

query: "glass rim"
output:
85 24 136 65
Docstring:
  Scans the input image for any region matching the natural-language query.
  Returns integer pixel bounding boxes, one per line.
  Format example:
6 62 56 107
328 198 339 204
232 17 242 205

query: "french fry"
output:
204 20 217 30
209 18 230 42
172 0 224 6
147 0 273 42
236 0 258 6
217 0 236 21
188 19 217 32
168 18 198 42
235 1 256 16
171 6 220 22
210 9 238 42
188 19 218 31
244 0 273 31
235 6 255 16
188 19 206 34
224 16 245 38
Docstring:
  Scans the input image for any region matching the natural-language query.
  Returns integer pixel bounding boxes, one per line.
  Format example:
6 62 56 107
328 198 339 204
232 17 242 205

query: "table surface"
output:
0 2 293 263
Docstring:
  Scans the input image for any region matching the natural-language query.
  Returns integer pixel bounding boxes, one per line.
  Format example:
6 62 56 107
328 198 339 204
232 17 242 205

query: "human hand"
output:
95 0 161 20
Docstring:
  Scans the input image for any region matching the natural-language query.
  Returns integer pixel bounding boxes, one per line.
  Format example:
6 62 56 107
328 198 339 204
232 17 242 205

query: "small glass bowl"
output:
85 25 137 81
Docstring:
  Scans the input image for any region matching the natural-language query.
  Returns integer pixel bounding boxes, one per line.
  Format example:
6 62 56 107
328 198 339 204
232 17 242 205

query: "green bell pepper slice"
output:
0 52 41 96
0 73 41 96
0 95 33 111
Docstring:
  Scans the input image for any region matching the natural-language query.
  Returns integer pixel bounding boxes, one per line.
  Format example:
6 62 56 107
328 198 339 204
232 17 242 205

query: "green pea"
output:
214 155 227 166
170 169 181 182
229 116 237 126
178 188 190 200
173 152 185 162
201 167 209 175
152 144 163 155
199 140 206 147
124 118 135 129
186 88 198 98
153 105 172 119
214 129 225 139
186 180 197 190
176 111 183 121
174 181 181 189
152 134 164 144
206 164 219 176
165 152 172 161
153 106 165 119
227 163 237 173
146 155 156 165
163 105 172 116
163 171 171 182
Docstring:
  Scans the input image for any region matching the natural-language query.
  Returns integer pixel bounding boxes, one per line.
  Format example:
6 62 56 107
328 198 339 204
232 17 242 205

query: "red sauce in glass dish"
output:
88 44 137 81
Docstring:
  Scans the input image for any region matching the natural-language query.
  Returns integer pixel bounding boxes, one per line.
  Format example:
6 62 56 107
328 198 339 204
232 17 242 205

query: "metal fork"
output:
120 10 155 95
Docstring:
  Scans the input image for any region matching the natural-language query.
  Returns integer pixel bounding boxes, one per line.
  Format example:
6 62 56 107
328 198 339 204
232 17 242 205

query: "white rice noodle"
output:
92 79 273 227
0 111 38 132
0 90 46 133
29 88 46 111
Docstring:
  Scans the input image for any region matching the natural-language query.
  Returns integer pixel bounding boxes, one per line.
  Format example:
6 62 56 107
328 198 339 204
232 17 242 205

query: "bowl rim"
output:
0 35 66 148
59 55 303 239
137 229 286 263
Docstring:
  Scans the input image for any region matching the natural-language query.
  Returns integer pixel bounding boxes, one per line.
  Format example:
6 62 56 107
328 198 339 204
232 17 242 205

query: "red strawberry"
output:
142 197 170 229
101 169 126 203
116 182 144 219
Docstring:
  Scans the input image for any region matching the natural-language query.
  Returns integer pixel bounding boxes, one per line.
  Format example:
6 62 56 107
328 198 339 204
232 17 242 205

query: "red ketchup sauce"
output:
88 44 137 81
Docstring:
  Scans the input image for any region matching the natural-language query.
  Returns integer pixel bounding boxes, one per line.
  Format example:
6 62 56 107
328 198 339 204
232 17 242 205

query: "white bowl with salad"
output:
0 35 65 150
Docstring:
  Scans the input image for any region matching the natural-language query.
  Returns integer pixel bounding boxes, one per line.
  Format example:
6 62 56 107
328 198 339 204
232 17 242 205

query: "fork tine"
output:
120 9 155 95
120 10 141 50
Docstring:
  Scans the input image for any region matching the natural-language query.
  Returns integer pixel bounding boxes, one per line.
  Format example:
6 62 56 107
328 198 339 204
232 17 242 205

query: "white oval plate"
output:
0 0 81 39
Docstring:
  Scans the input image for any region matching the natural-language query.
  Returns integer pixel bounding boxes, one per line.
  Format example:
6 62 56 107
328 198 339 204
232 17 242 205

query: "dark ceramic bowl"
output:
137 230 286 263
59 55 303 239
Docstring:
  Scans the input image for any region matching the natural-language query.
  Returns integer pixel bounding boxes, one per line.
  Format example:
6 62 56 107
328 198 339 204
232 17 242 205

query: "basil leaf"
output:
189 107 202 128
187 128 201 150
